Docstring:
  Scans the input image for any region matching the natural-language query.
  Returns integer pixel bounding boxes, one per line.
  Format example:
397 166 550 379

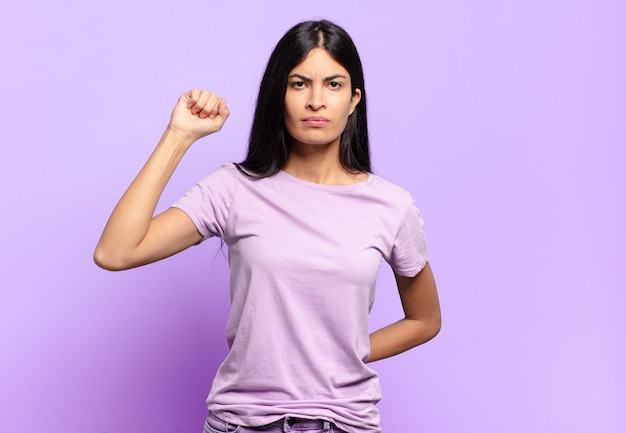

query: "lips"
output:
303 116 329 127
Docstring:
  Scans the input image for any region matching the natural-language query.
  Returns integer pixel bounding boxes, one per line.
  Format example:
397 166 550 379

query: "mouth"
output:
303 117 329 127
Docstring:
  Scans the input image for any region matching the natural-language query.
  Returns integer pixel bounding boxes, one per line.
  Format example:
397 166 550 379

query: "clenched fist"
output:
168 89 230 141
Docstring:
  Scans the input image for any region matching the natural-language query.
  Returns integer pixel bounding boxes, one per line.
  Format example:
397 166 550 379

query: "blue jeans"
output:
203 411 348 433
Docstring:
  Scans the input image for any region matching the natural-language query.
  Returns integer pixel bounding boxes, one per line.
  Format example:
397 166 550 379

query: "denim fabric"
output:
203 412 348 433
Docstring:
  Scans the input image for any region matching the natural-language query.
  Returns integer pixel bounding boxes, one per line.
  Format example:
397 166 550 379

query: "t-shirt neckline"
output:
274 169 372 192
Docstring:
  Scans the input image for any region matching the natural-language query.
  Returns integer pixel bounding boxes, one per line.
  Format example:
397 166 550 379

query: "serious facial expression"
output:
284 48 361 150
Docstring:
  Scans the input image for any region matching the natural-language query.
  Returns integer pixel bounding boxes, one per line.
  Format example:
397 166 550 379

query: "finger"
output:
210 98 230 129
185 88 200 108
210 94 224 119
198 93 219 119
191 90 212 115
217 98 230 120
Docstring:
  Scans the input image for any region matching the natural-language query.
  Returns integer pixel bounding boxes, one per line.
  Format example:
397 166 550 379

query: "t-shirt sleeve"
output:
387 199 429 277
170 164 237 240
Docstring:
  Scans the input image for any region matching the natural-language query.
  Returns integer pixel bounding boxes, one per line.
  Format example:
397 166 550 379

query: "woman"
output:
95 20 441 433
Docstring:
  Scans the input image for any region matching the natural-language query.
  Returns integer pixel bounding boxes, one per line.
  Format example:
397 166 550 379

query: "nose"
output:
306 85 325 110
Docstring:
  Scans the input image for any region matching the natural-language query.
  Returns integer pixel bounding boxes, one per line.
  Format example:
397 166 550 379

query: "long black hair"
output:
237 20 370 178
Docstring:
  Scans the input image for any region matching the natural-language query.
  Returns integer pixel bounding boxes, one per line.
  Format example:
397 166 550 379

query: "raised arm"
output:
94 89 229 271
367 262 441 362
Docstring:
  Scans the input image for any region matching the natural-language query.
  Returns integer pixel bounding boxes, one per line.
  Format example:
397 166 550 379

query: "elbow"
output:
93 246 130 271
429 307 442 339
421 312 442 343
430 315 442 340
425 296 443 341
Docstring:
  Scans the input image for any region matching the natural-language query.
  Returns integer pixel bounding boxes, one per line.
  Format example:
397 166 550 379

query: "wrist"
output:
162 126 196 151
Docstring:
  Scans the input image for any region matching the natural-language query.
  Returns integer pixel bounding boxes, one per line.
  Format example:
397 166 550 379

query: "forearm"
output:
367 264 441 363
94 128 193 267
367 316 440 363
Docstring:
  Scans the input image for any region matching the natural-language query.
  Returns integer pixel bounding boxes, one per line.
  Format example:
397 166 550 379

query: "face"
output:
284 48 361 150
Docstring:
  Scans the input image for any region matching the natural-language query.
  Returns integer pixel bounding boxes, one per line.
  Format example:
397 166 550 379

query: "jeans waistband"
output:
283 416 332 431
205 411 343 432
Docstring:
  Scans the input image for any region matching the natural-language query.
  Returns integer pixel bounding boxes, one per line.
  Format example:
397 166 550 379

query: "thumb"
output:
211 98 230 129
218 98 230 120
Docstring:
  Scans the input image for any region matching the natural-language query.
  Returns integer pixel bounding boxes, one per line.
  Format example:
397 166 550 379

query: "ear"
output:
349 88 362 115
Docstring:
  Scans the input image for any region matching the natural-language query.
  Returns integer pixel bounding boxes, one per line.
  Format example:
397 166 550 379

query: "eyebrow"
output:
288 73 348 81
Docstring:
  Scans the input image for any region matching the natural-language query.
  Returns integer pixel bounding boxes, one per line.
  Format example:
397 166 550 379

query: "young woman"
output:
95 20 441 433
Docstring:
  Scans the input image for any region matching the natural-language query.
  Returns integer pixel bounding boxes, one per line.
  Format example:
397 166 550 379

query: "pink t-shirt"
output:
172 163 428 433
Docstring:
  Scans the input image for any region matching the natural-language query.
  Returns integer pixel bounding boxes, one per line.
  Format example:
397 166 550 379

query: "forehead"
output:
290 48 349 77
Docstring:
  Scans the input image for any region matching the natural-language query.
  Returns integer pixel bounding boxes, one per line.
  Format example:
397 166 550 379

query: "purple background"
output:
1 1 625 432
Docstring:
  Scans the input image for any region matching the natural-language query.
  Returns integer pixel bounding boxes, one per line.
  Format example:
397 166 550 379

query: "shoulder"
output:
177 163 242 208
366 173 416 207
198 162 239 183
365 174 427 231
192 163 249 192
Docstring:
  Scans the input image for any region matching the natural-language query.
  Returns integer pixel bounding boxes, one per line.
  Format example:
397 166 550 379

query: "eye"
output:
329 81 343 89
290 81 306 89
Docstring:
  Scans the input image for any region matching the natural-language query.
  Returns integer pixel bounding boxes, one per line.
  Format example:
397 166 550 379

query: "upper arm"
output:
95 207 203 271
394 262 441 329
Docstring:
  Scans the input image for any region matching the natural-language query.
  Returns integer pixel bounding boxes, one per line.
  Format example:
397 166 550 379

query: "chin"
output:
290 134 341 148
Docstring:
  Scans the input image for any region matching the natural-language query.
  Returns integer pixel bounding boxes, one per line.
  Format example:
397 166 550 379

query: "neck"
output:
283 141 366 185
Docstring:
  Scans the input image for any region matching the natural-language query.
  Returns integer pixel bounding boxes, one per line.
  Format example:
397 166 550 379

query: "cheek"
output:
343 99 356 119
348 96 359 115
284 96 300 122
348 102 356 116
283 107 299 137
